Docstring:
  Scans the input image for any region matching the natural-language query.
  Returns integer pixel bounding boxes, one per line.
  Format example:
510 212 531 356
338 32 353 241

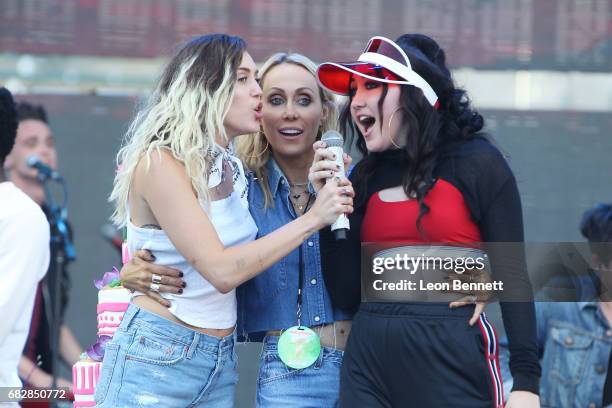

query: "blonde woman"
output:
236 53 352 407
95 34 353 407
119 52 352 407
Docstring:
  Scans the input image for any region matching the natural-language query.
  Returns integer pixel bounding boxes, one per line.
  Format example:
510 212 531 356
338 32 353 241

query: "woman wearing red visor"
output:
310 34 540 407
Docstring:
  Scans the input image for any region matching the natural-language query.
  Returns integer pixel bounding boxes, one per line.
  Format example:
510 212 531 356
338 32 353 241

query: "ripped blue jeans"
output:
94 304 237 407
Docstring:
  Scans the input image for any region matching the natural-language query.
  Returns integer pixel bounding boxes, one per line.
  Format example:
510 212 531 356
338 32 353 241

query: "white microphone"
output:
26 155 61 181
321 130 350 240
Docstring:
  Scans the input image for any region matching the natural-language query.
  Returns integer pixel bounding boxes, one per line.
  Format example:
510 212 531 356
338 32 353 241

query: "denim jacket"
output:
500 302 612 408
236 158 353 341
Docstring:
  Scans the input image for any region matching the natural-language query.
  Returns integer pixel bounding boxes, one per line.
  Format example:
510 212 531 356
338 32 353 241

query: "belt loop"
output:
120 304 139 331
187 332 200 359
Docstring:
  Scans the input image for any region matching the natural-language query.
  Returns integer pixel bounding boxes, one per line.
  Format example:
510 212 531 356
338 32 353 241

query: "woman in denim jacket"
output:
501 203 612 408
235 52 353 407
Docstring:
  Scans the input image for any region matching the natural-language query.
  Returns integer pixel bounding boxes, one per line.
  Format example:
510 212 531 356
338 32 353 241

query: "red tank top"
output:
361 179 482 243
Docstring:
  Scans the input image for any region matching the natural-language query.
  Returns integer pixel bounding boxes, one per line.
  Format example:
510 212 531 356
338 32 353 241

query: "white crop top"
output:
128 143 257 328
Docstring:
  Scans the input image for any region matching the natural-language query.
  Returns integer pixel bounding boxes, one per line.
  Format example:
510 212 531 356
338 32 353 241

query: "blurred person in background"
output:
501 203 612 408
0 88 50 404
3 102 80 392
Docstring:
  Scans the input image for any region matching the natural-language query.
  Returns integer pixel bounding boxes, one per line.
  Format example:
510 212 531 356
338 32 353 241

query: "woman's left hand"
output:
505 390 539 407
120 249 185 307
309 140 352 193
446 267 493 326
448 299 486 327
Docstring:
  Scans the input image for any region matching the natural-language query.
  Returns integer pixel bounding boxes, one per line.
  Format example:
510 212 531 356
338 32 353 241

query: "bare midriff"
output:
266 320 352 350
133 295 235 338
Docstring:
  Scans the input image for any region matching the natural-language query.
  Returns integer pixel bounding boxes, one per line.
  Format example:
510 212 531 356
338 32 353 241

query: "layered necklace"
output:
288 181 312 215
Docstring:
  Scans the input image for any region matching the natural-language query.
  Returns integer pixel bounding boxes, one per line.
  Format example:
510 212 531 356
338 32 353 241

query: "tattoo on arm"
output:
234 255 265 278
235 258 246 274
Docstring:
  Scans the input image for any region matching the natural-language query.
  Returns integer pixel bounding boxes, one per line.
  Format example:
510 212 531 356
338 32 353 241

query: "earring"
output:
386 107 403 149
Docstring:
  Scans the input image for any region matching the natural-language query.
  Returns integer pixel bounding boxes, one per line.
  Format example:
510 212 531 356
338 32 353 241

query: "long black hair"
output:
342 33 485 237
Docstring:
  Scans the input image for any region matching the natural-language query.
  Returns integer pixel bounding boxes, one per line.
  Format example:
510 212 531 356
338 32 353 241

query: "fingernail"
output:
179 272 184 277
165 303 171 308
178 288 183 294
182 281 187 288
148 251 156 261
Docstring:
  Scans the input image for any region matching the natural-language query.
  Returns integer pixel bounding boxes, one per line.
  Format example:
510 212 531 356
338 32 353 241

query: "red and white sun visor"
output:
317 36 439 108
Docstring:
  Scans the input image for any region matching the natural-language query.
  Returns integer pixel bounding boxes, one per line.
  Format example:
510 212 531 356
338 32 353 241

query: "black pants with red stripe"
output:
340 302 504 408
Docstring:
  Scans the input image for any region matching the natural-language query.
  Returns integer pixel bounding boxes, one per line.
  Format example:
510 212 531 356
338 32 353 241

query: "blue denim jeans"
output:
256 335 343 407
94 304 237 407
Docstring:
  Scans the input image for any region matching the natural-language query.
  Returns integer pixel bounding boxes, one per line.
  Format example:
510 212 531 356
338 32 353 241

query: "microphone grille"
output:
321 130 343 148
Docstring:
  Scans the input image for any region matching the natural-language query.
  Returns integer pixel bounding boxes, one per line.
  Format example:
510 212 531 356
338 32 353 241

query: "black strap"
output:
295 193 314 327
297 245 304 326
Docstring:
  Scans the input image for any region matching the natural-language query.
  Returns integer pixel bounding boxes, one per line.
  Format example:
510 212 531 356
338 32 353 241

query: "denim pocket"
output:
126 324 189 366
94 342 121 405
258 349 304 385
541 325 593 407
548 325 593 385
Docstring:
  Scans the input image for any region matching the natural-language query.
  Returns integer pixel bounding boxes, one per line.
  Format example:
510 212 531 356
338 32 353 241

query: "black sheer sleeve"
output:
466 141 541 394
479 173 541 394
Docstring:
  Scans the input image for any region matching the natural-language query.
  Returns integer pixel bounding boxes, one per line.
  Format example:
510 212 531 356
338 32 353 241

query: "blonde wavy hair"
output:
110 34 246 226
236 52 337 208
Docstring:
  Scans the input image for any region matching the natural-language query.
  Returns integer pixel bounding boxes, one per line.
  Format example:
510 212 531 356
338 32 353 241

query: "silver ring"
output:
150 282 160 292
151 274 162 284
